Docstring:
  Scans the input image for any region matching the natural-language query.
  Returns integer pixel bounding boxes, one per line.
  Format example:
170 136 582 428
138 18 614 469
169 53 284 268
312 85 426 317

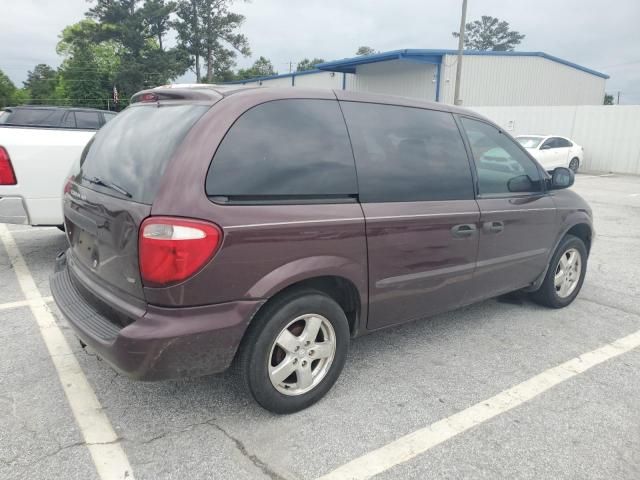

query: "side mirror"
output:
540 144 551 150
550 167 574 190
507 174 534 193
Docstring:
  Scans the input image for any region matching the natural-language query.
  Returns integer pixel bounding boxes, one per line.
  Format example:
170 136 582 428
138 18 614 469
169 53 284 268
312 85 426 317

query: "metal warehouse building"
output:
229 49 609 106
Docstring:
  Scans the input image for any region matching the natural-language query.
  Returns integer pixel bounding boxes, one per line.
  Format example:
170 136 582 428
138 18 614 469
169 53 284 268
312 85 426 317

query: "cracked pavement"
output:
1 173 639 480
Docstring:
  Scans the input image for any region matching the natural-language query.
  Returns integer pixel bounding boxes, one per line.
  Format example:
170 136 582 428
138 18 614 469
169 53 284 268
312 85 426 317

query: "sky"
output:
1 0 639 103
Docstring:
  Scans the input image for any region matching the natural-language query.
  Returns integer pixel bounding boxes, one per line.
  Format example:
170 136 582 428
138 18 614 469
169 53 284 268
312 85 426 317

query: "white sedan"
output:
516 135 583 173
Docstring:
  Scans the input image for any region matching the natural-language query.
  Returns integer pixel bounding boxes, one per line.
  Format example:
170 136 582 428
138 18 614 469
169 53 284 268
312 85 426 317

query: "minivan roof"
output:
137 84 484 120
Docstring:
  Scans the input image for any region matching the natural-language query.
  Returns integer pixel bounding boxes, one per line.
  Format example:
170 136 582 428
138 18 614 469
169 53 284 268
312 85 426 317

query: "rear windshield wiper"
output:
82 175 132 198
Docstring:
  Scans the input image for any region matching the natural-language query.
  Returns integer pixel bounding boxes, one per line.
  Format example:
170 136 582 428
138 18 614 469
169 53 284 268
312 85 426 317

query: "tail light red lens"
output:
0 146 17 185
139 217 222 287
63 176 74 195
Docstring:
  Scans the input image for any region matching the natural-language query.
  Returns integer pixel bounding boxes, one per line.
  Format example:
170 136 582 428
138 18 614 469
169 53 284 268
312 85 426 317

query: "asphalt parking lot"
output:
1 173 639 480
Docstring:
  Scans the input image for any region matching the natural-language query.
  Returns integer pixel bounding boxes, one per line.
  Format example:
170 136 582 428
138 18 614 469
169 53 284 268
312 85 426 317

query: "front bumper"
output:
51 252 264 380
0 197 28 224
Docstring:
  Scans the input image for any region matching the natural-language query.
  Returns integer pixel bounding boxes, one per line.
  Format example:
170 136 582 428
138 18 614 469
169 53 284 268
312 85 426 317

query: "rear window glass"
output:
79 103 209 204
75 111 101 129
206 99 357 200
4 108 65 127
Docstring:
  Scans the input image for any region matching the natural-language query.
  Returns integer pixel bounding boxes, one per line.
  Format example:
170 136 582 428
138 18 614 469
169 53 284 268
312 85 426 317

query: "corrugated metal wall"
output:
473 105 640 174
440 55 606 106
351 60 437 100
237 71 351 89
294 71 345 88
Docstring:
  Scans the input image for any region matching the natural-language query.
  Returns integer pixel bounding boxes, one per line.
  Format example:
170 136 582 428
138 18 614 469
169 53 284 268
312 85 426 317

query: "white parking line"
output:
0 224 135 480
317 329 640 480
0 296 53 311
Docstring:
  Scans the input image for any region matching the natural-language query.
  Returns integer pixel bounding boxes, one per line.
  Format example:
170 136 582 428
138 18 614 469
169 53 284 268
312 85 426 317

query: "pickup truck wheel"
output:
531 235 587 308
238 290 349 414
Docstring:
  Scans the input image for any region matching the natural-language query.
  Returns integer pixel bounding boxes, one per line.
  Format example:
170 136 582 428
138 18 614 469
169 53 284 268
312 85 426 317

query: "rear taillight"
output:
0 146 17 185
139 217 222 287
63 176 74 195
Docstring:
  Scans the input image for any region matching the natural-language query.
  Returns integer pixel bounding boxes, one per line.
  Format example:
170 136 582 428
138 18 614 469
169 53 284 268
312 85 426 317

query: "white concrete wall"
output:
472 105 640 174
440 55 606 106
351 60 437 101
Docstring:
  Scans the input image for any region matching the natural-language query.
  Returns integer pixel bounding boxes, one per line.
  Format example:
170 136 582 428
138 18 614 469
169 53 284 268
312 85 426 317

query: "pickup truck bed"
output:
0 126 95 226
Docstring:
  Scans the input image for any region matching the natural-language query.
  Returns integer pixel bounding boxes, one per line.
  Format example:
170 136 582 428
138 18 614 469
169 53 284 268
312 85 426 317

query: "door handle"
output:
451 223 477 238
483 221 504 234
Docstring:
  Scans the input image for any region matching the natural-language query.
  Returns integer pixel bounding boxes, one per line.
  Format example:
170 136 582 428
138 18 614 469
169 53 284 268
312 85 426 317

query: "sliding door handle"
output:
451 224 477 238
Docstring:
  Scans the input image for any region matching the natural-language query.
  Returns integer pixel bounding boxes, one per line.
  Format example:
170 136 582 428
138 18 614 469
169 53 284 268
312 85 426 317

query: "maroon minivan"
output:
51 85 593 413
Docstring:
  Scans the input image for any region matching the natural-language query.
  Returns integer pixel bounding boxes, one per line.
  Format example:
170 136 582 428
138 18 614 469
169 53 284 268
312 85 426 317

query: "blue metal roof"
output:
223 68 328 85
316 49 610 79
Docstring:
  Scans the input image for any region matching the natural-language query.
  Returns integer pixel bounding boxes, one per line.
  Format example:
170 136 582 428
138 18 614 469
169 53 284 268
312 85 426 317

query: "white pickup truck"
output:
0 126 96 227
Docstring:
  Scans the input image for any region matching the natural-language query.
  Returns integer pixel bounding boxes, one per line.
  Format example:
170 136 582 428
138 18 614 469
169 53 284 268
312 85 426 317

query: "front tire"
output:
531 235 587 308
238 290 350 414
569 157 580 173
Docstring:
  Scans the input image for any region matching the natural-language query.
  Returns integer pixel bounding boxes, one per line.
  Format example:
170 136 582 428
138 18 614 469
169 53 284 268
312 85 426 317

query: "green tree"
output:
0 70 17 108
11 89 30 105
57 20 121 108
236 56 276 79
356 46 376 56
603 93 614 105
87 0 189 97
296 58 325 72
23 64 58 104
452 16 525 51
141 0 176 51
174 0 250 83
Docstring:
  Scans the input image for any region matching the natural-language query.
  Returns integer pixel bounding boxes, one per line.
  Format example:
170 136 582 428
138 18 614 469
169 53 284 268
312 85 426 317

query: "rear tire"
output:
237 290 350 414
569 157 580 173
531 235 587 308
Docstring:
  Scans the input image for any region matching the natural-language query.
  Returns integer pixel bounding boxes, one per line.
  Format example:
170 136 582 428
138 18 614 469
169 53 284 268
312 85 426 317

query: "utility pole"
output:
454 0 468 106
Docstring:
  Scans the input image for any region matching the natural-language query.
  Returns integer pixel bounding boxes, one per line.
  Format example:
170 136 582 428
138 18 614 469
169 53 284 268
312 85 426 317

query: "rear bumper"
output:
51 252 264 380
0 196 29 224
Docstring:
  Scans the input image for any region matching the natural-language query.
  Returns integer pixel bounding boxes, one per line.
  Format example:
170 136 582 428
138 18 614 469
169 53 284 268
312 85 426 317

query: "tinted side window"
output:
7 109 64 127
340 102 474 202
461 117 542 196
61 112 76 128
556 137 572 147
75 112 101 129
206 100 357 198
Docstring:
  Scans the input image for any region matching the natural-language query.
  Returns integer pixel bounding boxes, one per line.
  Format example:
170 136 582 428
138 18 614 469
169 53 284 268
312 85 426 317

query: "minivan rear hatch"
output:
64 99 212 307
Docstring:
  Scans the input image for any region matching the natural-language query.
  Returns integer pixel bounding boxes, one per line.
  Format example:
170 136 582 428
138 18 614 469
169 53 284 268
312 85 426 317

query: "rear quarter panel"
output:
146 89 369 326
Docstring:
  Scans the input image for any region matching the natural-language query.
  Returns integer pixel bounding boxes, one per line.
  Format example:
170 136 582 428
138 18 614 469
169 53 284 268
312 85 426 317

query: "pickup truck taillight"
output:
139 217 222 287
0 146 17 185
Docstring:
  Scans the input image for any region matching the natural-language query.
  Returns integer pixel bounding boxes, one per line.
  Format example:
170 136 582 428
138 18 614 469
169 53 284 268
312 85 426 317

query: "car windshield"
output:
517 136 544 148
0 110 9 124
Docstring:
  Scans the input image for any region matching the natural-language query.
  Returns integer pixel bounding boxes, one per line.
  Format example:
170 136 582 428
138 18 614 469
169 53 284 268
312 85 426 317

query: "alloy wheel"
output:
268 314 336 396
554 248 582 298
